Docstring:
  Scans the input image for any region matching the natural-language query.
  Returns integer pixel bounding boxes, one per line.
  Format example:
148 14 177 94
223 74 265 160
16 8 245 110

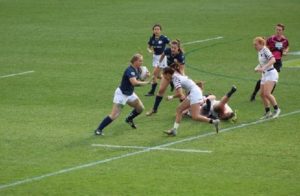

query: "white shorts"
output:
261 69 278 84
113 88 138 105
187 87 203 105
152 54 167 68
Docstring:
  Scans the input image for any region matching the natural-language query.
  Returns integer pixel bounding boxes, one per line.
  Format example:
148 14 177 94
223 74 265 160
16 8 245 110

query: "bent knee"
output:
109 113 120 120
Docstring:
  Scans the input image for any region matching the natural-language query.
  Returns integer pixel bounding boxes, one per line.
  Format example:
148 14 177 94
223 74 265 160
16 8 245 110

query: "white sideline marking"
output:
0 70 35 79
1 110 300 190
289 51 300 55
182 36 224 46
91 144 212 153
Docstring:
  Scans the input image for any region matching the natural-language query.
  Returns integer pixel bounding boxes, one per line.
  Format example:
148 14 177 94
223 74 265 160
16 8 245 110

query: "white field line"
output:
91 144 212 153
0 70 35 79
288 51 300 55
182 36 224 46
1 109 300 190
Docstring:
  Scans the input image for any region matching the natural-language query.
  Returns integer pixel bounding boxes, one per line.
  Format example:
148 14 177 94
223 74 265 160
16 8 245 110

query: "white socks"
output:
173 122 179 130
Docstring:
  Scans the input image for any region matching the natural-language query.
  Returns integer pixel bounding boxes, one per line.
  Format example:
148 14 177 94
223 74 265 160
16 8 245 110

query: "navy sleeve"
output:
148 37 153 46
178 54 185 64
126 68 137 79
164 36 170 44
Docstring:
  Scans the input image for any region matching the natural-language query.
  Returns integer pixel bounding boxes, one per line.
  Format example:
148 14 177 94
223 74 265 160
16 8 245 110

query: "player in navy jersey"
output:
94 54 150 136
146 40 185 116
145 24 170 96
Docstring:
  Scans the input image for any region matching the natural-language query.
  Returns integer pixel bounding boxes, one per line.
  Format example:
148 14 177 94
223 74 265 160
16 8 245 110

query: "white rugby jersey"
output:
258 46 274 71
172 72 198 92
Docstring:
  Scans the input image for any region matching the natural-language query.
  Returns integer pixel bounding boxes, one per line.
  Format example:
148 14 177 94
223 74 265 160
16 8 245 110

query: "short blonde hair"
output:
130 53 143 64
253 37 266 46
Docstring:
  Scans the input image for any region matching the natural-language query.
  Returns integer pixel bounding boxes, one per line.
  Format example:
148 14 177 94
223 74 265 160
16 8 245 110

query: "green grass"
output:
285 58 300 68
1 0 300 195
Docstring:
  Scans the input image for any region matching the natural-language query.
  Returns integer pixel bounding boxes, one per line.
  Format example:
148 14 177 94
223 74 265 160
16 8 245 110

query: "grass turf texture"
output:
1 0 300 195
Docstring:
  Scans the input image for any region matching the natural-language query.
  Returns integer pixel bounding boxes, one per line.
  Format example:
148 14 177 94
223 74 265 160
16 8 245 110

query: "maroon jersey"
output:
266 35 289 60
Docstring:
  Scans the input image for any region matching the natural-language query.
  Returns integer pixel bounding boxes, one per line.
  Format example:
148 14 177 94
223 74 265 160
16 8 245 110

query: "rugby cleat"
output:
250 94 256 102
212 119 220 133
260 111 272 120
272 108 281 118
163 128 177 136
145 92 154 96
146 110 157 116
125 118 137 129
94 129 104 136
231 85 237 93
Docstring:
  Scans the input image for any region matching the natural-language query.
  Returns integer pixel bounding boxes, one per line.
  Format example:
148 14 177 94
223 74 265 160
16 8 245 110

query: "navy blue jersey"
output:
164 48 185 66
148 35 170 55
119 65 140 96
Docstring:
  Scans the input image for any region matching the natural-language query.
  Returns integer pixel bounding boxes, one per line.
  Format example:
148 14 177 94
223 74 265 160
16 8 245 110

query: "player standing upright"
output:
253 37 280 119
146 40 185 116
250 24 289 101
145 24 170 96
94 54 150 136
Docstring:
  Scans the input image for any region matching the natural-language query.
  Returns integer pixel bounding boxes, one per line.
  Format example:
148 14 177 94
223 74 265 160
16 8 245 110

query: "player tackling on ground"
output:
162 67 220 136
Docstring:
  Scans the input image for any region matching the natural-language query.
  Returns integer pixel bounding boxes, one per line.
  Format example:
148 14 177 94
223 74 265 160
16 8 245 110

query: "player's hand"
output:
254 65 263 73
166 95 174 101
146 71 151 78
147 48 153 54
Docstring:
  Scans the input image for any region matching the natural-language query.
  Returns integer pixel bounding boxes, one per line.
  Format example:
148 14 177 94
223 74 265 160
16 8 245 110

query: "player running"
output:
250 24 289 101
253 37 280 119
94 54 150 136
162 67 220 136
146 40 185 116
145 24 170 96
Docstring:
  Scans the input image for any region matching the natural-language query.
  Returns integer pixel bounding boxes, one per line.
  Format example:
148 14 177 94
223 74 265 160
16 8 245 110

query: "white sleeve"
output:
173 75 181 89
263 48 273 60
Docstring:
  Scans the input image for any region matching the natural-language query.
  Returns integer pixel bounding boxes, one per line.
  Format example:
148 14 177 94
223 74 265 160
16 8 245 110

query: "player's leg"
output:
260 84 272 119
95 103 123 135
164 99 190 136
126 96 144 129
216 85 237 109
190 103 220 133
146 76 170 115
271 60 281 94
146 66 160 96
250 79 261 101
263 81 280 118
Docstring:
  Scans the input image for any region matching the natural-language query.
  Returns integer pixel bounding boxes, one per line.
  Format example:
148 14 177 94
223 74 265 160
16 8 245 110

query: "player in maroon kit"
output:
250 24 289 101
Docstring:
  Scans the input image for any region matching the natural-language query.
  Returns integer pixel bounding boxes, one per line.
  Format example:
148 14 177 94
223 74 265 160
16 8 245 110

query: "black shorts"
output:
274 59 282 72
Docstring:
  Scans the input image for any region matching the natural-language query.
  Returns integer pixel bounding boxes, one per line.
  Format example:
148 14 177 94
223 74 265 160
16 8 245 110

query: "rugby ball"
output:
139 66 149 81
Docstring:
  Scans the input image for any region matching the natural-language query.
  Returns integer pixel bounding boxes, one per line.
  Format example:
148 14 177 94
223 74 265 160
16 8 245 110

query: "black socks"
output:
98 116 113 131
153 96 163 112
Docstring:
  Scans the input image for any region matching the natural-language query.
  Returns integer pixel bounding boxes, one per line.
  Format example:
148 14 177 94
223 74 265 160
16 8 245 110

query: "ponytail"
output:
171 39 184 53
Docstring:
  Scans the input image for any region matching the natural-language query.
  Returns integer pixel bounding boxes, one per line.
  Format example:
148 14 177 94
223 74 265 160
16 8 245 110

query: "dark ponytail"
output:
163 67 175 76
169 63 181 73
152 24 162 38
